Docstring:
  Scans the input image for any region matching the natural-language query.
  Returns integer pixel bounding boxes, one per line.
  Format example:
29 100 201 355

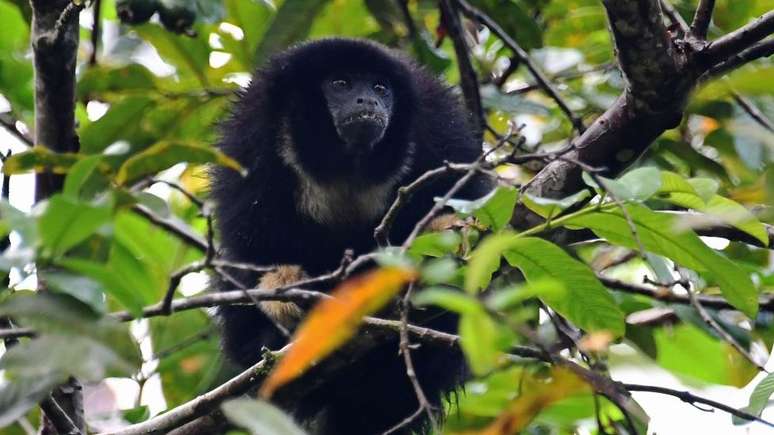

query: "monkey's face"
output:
321 72 394 153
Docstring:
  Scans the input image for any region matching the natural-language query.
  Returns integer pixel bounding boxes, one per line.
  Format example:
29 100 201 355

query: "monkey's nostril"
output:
356 98 364 104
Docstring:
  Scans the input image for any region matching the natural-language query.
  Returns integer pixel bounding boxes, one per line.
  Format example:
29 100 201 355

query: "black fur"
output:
211 38 490 434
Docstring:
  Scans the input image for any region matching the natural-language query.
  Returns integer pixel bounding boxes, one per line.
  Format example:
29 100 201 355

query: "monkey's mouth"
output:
341 111 387 127
337 111 388 149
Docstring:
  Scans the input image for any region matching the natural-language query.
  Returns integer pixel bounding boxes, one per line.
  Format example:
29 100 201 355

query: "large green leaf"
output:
38 194 113 257
253 0 330 63
467 233 625 336
562 204 758 317
734 372 774 425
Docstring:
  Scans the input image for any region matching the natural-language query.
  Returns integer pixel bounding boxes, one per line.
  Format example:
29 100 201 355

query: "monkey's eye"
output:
373 83 388 96
331 79 350 89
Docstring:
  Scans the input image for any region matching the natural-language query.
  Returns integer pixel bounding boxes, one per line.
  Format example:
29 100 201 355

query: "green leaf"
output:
0 375 62 427
77 64 158 100
487 279 566 311
466 233 625 336
522 190 590 220
63 155 105 199
222 398 307 435
654 324 757 387
473 186 518 231
2 146 80 175
253 0 330 62
583 166 661 201
734 372 774 425
459 310 504 375
79 96 157 154
38 194 113 257
0 334 134 382
408 231 461 258
413 287 482 315
59 237 158 316
115 141 244 185
617 167 662 200
420 258 459 285
700 195 767 246
562 204 759 318
501 238 625 337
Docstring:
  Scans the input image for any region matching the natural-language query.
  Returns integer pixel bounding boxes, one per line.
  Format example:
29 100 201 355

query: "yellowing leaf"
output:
453 368 589 435
259 266 417 398
115 141 244 185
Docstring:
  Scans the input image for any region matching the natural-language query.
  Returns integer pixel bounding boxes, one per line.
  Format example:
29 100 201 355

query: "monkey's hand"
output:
259 265 306 328
426 213 464 232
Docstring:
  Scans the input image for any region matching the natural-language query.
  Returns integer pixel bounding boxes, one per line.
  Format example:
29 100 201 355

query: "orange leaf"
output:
455 368 589 435
259 266 417 398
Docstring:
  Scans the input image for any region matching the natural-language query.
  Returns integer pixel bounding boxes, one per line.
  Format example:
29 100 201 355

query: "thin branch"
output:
600 275 774 312
132 204 207 252
397 283 438 431
703 11 774 65
0 114 32 146
381 407 425 435
454 0 585 133
690 0 715 39
624 383 774 428
40 397 82 435
660 0 689 35
685 284 766 372
732 91 774 132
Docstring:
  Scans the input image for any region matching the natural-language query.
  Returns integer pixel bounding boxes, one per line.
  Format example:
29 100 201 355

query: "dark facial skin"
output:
321 72 394 152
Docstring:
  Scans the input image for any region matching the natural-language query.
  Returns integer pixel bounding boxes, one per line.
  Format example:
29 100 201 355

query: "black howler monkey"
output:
211 38 491 435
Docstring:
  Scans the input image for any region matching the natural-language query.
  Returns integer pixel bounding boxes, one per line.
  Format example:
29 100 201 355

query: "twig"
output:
454 0 585 133
132 204 208 252
681 273 767 372
732 91 774 132
399 165 481 252
0 114 32 146
53 1 85 45
624 383 774 428
660 0 689 34
690 0 715 39
703 11 774 65
40 396 82 435
374 166 459 246
397 282 438 431
89 0 101 65
600 275 774 312
381 407 425 435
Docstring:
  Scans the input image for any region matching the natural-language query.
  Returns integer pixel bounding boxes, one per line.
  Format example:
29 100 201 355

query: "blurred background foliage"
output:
0 0 772 434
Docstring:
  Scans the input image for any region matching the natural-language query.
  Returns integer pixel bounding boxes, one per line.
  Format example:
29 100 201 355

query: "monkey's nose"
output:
356 97 378 108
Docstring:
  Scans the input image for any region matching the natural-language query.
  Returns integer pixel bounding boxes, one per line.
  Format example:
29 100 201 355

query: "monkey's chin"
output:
338 119 387 152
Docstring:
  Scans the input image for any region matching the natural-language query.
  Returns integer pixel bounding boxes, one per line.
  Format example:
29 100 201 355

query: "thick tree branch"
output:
702 39 774 80
703 11 774 65
39 397 82 435
439 0 484 140
30 0 80 200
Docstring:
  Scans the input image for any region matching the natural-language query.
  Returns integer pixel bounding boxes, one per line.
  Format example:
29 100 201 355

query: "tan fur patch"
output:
259 265 305 327
426 213 463 232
